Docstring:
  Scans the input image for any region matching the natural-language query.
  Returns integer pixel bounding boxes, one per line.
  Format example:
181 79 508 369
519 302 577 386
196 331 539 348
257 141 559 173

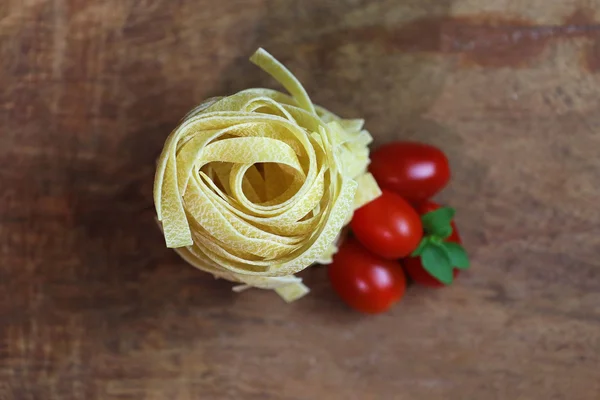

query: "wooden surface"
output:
1 0 600 399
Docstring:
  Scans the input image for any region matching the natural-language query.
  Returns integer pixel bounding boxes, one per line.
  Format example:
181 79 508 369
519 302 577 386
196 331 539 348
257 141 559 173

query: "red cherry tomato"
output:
369 142 450 204
328 238 406 314
351 190 422 259
403 201 462 287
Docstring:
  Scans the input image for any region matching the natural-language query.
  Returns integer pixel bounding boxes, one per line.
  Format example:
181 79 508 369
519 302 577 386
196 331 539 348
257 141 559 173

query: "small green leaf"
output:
441 242 470 269
421 243 453 284
411 237 430 257
421 207 455 239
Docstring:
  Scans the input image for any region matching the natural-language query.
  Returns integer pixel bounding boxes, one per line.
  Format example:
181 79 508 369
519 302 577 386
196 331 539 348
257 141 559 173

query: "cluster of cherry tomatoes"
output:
327 142 470 314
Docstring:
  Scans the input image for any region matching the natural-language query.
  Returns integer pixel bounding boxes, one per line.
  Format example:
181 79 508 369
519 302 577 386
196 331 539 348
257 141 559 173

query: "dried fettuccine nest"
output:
154 48 381 302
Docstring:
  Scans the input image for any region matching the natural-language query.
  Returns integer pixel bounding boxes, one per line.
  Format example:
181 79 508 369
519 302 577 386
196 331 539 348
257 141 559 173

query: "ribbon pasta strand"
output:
154 48 381 302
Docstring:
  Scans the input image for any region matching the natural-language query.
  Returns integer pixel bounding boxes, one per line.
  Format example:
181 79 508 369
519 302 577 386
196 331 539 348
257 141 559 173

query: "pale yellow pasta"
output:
154 48 381 302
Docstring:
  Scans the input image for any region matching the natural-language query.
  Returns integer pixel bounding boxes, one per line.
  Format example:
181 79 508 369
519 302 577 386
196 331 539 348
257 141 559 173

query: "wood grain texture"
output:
1 0 599 399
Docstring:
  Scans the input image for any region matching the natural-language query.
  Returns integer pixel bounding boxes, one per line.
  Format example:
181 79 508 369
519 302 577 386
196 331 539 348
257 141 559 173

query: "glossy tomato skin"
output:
351 190 422 259
403 201 461 287
328 238 406 314
369 142 450 204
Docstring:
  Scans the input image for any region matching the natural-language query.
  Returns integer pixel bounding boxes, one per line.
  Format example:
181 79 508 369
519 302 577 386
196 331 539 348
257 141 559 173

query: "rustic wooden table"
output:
1 0 599 399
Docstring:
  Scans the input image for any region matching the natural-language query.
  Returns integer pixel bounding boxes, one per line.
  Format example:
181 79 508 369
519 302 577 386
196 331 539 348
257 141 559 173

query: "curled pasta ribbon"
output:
154 48 381 302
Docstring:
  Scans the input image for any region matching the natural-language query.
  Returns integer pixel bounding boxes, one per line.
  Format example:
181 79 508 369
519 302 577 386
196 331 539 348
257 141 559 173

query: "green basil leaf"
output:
441 242 470 269
421 243 453 284
411 237 430 257
421 207 455 239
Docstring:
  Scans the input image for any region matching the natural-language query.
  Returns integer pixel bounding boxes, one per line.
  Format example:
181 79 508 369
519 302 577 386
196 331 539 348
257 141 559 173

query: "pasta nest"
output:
154 49 380 301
